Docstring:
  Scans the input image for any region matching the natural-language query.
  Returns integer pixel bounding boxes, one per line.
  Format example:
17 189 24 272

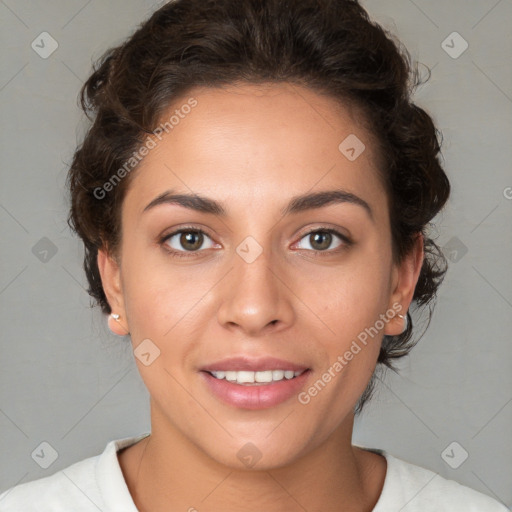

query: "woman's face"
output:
99 82 421 469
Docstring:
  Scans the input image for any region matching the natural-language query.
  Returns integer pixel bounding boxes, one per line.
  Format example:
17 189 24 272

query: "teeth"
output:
272 370 284 380
225 371 237 382
210 369 304 385
255 370 272 383
237 371 255 383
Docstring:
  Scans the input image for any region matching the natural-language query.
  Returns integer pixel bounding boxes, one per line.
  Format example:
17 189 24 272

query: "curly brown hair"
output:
66 0 450 414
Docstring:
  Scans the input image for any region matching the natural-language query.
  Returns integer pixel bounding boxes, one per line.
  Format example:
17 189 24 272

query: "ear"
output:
97 248 129 336
384 232 424 336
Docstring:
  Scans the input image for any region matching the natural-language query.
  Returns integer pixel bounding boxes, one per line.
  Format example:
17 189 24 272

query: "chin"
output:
200 433 311 472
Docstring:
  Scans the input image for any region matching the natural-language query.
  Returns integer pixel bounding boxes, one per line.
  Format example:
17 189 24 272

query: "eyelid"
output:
295 224 352 242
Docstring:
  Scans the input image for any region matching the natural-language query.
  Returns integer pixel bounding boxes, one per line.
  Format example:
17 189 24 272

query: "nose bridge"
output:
216 236 293 333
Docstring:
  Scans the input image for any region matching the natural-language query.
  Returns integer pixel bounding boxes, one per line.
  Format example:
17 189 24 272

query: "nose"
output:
216 247 295 336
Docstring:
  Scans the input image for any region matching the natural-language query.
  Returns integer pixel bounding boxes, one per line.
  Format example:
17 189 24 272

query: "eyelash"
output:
159 225 353 259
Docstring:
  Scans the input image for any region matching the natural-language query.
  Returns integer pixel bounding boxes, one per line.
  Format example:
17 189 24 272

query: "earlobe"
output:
107 312 130 336
97 248 129 335
384 232 424 336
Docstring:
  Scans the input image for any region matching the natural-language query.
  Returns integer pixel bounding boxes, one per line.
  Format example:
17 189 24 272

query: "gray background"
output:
0 0 511 508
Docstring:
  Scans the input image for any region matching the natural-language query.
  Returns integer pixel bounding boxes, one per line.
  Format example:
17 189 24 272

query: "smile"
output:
201 369 311 409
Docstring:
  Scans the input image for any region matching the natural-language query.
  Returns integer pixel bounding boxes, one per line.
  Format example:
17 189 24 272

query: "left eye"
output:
295 229 347 252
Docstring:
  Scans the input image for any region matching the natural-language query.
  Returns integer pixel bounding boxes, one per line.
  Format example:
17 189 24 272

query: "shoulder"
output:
0 454 99 511
371 449 509 511
0 434 147 512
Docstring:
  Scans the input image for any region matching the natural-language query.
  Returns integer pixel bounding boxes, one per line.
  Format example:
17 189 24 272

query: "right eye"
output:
160 228 216 258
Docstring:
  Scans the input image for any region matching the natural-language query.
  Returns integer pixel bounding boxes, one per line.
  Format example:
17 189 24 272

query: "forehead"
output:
124 82 387 220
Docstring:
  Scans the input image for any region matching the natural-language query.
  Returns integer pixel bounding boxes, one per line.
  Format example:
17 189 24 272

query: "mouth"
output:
199 356 311 409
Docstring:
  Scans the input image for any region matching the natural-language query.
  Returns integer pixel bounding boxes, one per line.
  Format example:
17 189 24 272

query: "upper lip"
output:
200 356 309 372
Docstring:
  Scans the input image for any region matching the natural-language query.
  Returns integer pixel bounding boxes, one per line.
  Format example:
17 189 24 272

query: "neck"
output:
120 401 383 512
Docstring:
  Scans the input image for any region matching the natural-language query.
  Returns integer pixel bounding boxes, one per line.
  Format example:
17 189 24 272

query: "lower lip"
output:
200 370 311 410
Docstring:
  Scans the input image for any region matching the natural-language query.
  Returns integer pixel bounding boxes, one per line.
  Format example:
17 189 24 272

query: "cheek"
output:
120 245 215 346
320 263 390 334
312 260 390 386
119 240 176 337
310 296 385 420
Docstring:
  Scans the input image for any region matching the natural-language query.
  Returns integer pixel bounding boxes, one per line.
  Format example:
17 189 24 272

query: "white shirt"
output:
0 433 508 511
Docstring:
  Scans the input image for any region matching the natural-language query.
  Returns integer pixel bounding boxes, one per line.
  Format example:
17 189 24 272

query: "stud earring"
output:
111 313 120 321
397 312 408 332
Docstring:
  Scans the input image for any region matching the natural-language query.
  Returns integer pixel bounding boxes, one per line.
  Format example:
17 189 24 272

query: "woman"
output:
0 0 507 510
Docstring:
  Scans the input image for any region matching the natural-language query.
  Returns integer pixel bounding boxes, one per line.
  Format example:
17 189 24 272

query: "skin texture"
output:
98 82 424 511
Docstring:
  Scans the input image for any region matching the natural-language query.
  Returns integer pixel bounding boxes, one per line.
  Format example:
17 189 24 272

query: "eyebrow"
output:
143 188 374 221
